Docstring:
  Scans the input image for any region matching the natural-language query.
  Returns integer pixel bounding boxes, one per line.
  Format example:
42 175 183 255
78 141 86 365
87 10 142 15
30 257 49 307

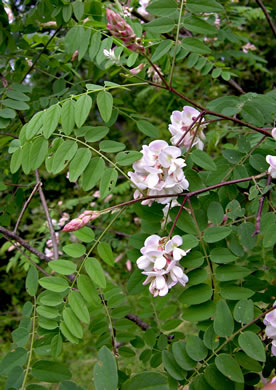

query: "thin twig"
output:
13 182 42 233
0 226 51 261
88 224 130 237
20 26 62 83
176 111 204 147
4 235 50 276
227 79 245 94
125 314 150 330
187 198 215 297
169 0 184 86
256 0 276 38
35 170 59 260
98 172 268 215
169 86 272 137
252 174 272 236
185 113 205 157
168 196 188 238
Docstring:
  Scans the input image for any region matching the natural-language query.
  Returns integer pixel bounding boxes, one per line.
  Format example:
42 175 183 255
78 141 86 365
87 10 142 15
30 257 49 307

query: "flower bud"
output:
130 64 145 75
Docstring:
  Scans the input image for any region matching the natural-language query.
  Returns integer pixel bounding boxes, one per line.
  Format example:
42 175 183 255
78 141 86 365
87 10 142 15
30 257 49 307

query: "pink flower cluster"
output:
128 140 189 206
264 303 276 356
62 210 100 232
137 235 189 297
168 106 205 150
106 9 143 52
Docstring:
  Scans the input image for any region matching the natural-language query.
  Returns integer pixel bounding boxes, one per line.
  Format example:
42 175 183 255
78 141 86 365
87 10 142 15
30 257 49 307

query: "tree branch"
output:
0 226 51 262
35 170 59 260
125 314 150 330
20 26 62 83
256 0 276 38
100 172 268 214
252 174 272 236
13 182 41 233
4 235 50 276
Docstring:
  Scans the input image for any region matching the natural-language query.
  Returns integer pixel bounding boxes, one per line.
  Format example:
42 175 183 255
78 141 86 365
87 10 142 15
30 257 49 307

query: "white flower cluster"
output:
168 106 205 150
128 140 189 206
266 128 276 178
137 235 189 297
264 302 276 356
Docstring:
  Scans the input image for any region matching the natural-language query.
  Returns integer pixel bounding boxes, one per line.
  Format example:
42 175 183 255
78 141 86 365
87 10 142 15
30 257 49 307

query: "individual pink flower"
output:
138 0 150 17
164 235 188 261
130 64 145 75
143 269 169 297
168 106 205 150
147 65 163 85
272 128 276 140
266 155 276 178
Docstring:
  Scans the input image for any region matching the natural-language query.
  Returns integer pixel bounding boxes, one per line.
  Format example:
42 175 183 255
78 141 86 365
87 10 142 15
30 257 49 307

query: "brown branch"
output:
256 0 276 38
101 172 268 214
20 26 62 83
125 314 150 330
0 226 51 262
4 235 50 276
227 79 245 94
175 111 204 147
169 86 272 137
13 182 42 233
35 170 59 260
168 196 188 237
252 174 272 236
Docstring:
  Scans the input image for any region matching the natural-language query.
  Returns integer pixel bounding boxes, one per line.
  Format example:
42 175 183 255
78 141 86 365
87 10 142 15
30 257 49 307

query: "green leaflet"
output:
74 95 92 128
97 91 113 123
93 346 118 390
61 100 75 135
63 307 83 339
68 148 91 182
85 257 106 288
48 260 77 275
97 242 114 266
31 360 72 382
42 105 61 139
26 265 38 296
52 140 78 174
214 300 234 337
68 291 90 324
99 168 118 199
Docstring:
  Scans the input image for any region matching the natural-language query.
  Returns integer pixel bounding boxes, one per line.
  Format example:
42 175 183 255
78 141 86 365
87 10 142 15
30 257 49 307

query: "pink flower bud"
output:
130 64 145 75
105 8 144 53
62 218 84 232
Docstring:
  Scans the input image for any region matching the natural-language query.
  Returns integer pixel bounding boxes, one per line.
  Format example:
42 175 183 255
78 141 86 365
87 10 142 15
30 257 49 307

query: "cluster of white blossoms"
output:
137 235 189 297
266 128 276 178
168 106 205 150
128 140 189 206
264 302 276 356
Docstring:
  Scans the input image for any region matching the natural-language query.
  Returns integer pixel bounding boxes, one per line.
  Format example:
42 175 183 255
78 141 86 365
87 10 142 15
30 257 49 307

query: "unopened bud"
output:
106 8 144 53
62 218 83 232
130 64 145 75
